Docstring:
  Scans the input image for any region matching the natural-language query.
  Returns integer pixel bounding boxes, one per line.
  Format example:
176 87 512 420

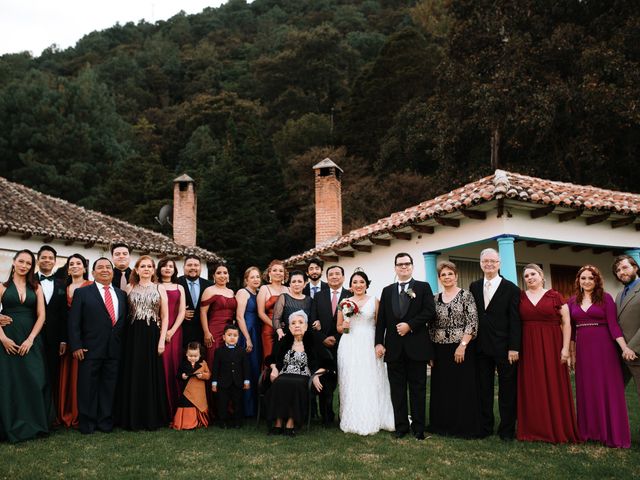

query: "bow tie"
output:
39 274 54 281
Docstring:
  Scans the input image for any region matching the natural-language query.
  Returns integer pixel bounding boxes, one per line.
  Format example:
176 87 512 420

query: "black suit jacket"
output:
469 277 521 357
68 283 127 360
111 267 131 289
310 286 351 344
303 281 329 298
39 276 68 345
177 276 212 311
212 346 250 389
375 279 435 362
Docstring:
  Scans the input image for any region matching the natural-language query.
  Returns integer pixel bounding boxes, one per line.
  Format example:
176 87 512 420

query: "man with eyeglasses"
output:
375 252 435 440
612 255 640 412
469 248 521 441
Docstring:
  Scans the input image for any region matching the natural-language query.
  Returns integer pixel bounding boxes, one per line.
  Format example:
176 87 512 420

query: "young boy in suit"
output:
211 324 250 428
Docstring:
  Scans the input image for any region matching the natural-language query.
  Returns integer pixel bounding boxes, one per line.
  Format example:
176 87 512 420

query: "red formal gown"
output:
261 293 279 362
201 294 237 413
163 288 183 417
517 290 580 443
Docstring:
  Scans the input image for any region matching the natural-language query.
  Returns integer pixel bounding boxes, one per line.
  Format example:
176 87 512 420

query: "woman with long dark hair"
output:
57 253 92 428
200 263 237 412
157 258 186 417
0 249 52 442
568 265 636 448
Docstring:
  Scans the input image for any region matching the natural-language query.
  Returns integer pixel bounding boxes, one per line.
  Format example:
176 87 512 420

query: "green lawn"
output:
2 384 639 479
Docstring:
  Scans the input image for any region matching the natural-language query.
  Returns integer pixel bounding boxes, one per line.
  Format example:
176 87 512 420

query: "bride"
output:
337 270 394 435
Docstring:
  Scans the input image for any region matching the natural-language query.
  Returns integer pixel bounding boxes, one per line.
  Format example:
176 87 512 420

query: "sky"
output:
0 1 227 56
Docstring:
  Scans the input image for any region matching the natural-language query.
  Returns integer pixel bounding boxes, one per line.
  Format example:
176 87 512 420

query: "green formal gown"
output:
0 282 52 443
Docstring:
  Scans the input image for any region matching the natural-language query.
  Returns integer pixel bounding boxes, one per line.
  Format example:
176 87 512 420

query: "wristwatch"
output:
460 341 468 347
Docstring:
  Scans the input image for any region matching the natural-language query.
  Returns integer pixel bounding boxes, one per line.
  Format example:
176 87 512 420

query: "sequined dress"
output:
117 284 169 430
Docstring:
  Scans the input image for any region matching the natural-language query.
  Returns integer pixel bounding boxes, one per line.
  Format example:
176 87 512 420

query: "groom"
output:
375 253 435 439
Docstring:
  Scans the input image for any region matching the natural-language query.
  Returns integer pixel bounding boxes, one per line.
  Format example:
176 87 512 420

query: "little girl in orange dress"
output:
172 342 211 430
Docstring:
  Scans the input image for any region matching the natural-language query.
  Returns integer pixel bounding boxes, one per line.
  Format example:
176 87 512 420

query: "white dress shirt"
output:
40 276 54 304
398 278 414 294
483 275 502 305
96 283 119 318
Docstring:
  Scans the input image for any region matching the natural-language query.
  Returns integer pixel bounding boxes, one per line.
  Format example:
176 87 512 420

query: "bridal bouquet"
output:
339 298 359 334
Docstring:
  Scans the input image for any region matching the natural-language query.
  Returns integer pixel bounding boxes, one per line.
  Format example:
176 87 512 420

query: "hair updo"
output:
349 268 371 288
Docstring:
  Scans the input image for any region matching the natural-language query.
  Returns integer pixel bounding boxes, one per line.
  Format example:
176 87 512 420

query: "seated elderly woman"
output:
265 310 332 436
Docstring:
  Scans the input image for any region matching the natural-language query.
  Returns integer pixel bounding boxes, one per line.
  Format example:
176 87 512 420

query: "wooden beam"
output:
461 209 487 220
21 232 32 240
434 217 460 228
636 223 640 231
84 240 96 249
497 198 505 218
335 250 355 257
586 213 610 225
611 217 636 229
571 245 590 252
64 239 75 246
370 238 391 246
410 224 435 234
352 244 372 253
530 205 555 219
0 226 9 236
43 234 54 243
391 231 412 241
592 247 608 255
526 241 544 248
558 210 581 222
319 255 338 263
549 243 565 250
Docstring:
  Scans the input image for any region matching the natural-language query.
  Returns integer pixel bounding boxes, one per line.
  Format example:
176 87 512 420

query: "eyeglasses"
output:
395 262 413 268
481 260 499 265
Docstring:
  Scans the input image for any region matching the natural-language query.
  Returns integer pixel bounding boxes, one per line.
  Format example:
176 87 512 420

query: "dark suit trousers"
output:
217 385 244 423
476 351 517 438
318 372 337 423
182 318 204 348
387 355 427 434
78 358 119 433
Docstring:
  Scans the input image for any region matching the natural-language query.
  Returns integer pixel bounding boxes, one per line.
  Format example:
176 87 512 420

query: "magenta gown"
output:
568 293 630 448
163 288 183 416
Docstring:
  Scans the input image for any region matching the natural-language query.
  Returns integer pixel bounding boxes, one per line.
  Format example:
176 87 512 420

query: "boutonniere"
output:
405 288 416 299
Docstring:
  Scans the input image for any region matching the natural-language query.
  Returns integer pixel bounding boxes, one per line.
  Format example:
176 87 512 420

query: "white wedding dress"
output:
338 296 395 435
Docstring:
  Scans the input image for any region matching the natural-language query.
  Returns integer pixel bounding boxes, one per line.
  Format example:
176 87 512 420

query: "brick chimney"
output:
173 174 197 246
313 158 343 246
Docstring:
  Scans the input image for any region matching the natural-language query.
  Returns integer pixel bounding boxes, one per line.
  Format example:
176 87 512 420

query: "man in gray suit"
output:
613 254 640 408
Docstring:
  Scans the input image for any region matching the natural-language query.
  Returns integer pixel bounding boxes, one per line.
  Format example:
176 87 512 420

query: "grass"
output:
1 384 639 480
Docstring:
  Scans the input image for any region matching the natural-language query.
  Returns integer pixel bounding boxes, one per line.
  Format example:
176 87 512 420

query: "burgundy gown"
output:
163 288 183 416
201 294 237 413
517 290 580 443
568 293 630 448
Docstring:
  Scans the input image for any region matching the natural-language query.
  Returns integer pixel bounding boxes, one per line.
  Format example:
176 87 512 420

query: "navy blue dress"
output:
239 288 261 416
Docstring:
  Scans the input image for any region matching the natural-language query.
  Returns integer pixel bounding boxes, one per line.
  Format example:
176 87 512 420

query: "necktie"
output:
189 281 197 304
483 281 492 309
622 285 631 301
103 285 116 326
39 274 53 282
119 270 128 290
399 282 408 316
331 290 338 314
311 286 319 298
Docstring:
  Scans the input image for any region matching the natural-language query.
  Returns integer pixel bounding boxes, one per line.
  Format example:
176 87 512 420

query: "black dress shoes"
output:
284 428 296 437
394 430 408 439
268 426 283 436
414 432 425 440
